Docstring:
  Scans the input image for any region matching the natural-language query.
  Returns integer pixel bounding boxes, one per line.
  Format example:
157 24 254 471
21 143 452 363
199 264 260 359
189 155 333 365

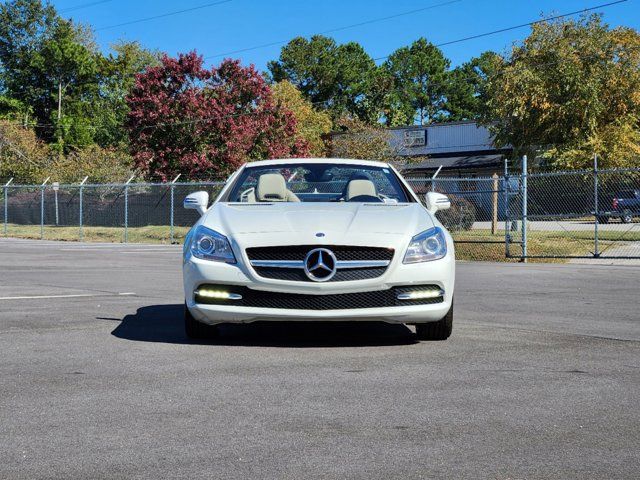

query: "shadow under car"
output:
109 304 418 347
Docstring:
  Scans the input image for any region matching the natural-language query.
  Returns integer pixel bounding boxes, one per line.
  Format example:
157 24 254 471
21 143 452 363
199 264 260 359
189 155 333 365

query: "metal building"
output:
389 121 512 176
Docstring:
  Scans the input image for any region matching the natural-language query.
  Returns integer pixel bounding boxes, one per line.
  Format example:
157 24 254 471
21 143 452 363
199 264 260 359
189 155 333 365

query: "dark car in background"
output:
599 189 640 223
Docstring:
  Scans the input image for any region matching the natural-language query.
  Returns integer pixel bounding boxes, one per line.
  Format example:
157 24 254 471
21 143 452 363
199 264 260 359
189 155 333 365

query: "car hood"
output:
203 202 433 244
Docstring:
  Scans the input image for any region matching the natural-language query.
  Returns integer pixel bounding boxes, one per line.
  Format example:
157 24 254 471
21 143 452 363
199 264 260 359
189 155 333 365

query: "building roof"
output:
386 122 505 157
403 153 505 172
387 119 486 130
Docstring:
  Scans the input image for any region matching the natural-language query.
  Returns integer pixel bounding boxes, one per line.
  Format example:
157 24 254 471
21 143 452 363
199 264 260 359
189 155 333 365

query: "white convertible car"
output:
182 158 455 341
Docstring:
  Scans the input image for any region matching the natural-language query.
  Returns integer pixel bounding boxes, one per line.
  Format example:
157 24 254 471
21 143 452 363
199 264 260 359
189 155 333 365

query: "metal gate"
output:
505 157 640 260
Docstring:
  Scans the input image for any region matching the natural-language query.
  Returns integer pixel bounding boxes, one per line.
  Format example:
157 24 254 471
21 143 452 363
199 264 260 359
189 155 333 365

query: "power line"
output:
67 0 628 88
373 0 629 60
204 0 626 62
95 0 232 31
59 0 115 13
205 0 464 59
3 0 634 135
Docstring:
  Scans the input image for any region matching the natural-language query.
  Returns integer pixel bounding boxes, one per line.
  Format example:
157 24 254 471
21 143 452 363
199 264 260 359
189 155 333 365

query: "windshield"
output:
225 163 413 203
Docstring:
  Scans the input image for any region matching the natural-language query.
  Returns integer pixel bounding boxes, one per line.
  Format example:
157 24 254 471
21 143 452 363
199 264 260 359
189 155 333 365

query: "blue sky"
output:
52 0 639 70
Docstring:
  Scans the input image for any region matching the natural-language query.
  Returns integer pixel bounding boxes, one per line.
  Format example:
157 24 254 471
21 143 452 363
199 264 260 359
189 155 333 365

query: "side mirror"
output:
425 192 451 214
184 191 209 216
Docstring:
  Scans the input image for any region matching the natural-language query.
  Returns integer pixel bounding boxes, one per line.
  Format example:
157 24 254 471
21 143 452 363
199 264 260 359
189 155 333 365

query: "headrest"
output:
346 179 377 200
256 173 287 201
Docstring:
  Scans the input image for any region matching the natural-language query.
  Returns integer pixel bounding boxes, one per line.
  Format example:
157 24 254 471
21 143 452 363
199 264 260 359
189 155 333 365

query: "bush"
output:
0 121 134 184
0 121 49 183
436 195 476 231
330 117 401 163
49 145 134 183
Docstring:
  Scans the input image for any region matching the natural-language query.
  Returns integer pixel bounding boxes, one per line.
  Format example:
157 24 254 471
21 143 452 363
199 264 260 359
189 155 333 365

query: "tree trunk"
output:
57 80 63 157
57 81 62 121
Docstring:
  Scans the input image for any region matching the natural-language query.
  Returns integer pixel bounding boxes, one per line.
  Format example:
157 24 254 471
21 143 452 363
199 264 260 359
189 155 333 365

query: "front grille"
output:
253 266 387 282
246 245 394 282
195 284 443 310
246 245 394 262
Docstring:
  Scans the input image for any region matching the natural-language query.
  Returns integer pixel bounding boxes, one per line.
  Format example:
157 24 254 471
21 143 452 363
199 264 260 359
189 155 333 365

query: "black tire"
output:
184 304 219 340
621 210 633 224
415 300 453 341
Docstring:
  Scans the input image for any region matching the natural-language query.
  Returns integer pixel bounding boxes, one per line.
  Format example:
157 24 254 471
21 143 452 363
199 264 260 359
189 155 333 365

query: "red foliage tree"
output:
126 52 309 180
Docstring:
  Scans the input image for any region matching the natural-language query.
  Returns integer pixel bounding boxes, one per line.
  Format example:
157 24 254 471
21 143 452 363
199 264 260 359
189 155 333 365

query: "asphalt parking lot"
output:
1 238 639 479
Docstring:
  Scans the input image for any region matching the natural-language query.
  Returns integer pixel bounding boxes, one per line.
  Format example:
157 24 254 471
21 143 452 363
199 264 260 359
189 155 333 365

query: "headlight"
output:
187 225 236 263
403 226 447 263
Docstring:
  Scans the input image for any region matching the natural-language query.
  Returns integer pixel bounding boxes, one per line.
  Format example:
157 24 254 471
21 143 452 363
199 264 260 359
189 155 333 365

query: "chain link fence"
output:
3 167 639 261
506 167 640 259
407 175 508 261
1 181 224 244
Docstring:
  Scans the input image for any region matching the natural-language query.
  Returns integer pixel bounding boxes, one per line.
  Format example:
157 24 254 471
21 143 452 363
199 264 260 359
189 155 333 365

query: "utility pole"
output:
57 80 64 154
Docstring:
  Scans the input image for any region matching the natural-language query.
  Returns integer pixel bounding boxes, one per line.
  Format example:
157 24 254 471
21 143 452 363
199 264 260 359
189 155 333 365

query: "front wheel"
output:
415 300 453 341
184 304 219 340
621 210 633 224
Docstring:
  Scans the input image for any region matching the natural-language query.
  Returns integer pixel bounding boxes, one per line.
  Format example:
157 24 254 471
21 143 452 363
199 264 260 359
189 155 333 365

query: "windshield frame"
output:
220 162 418 204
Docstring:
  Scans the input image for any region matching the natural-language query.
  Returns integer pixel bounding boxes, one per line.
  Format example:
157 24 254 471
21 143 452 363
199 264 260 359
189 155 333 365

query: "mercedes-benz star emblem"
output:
304 248 337 282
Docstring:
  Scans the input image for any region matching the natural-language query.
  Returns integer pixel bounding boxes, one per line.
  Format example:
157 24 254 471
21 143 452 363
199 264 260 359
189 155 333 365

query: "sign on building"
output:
403 129 427 148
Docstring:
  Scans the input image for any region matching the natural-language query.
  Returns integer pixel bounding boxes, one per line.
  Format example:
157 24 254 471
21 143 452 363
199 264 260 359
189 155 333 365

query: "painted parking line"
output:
0 292 136 301
59 247 178 252
117 250 180 254
58 244 178 248
0 239 179 249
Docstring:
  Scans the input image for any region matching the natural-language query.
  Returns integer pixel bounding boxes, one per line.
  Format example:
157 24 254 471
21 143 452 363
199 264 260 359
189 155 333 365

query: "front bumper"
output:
183 250 455 325
189 301 452 324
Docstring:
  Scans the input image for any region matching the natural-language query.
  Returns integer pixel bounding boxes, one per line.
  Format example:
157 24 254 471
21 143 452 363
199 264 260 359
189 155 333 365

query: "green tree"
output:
0 1 100 147
36 19 99 149
364 67 412 127
485 14 640 169
0 0 57 126
445 51 501 121
268 35 376 122
382 38 449 125
271 80 332 157
93 41 161 147
0 95 30 121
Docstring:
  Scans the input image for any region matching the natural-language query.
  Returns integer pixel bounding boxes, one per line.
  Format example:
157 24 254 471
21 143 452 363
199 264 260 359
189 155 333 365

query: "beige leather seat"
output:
255 173 300 202
346 179 377 200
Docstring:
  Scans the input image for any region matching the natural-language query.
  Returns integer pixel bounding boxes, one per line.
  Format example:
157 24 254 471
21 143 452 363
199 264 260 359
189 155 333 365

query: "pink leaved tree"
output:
126 52 309 181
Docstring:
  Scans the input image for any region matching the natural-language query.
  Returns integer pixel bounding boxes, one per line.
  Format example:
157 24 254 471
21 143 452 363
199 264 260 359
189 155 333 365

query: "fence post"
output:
3 178 12 236
491 173 499 235
124 175 134 243
504 159 510 257
79 176 88 242
431 165 442 192
40 177 50 240
53 182 59 226
170 174 181 244
521 155 528 262
593 153 600 258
